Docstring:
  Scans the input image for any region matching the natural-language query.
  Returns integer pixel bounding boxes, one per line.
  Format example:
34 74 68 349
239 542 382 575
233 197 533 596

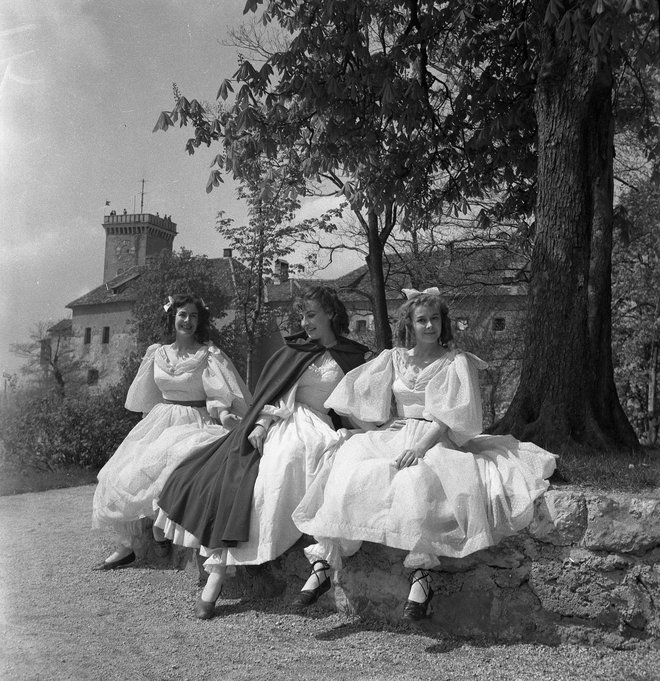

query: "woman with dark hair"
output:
153 286 368 619
92 294 250 570
293 287 556 620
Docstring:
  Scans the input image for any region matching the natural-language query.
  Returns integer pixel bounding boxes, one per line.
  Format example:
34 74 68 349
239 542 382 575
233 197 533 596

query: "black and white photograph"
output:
1 1 659 679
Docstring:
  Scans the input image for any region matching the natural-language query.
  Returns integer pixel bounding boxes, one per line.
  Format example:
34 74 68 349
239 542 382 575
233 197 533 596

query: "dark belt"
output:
163 399 206 407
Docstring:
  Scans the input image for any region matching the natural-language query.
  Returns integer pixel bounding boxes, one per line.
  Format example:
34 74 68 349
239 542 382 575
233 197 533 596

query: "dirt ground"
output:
1 485 660 681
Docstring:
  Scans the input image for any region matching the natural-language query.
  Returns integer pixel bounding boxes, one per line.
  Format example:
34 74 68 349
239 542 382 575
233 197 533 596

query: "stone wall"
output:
141 486 660 646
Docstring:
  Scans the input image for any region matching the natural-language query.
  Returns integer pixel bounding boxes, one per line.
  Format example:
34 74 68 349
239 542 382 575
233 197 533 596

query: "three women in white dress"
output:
293 288 557 619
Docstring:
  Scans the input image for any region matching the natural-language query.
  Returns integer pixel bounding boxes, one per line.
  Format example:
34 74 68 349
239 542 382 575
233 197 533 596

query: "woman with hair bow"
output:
92 294 250 571
293 288 557 620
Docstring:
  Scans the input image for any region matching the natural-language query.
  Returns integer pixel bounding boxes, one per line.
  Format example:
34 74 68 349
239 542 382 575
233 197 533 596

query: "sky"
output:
0 0 358 378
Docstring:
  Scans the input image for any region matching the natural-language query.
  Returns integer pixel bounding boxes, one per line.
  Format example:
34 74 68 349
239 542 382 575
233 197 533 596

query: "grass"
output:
551 445 660 493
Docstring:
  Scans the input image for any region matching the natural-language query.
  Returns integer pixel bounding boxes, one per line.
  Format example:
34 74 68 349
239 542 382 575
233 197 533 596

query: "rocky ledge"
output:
221 487 660 647
138 486 660 646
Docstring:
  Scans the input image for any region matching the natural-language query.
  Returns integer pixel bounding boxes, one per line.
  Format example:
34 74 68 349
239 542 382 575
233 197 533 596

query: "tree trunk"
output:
584 69 640 450
365 209 393 350
491 12 639 451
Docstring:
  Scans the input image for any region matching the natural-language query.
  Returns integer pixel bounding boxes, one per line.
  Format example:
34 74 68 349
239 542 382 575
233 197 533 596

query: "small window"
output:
355 319 367 333
87 368 99 386
102 326 110 344
456 318 469 331
493 317 506 332
84 328 91 344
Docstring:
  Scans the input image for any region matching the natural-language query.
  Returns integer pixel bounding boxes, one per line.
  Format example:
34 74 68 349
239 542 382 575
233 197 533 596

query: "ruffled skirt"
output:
92 403 227 542
293 419 557 560
155 403 347 566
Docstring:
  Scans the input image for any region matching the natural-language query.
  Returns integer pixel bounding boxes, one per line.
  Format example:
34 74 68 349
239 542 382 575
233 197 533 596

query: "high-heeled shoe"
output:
292 559 332 608
195 596 217 620
402 569 433 621
92 551 136 571
194 584 224 620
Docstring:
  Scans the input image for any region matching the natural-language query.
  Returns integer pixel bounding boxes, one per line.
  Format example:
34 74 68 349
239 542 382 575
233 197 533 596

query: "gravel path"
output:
1 484 659 681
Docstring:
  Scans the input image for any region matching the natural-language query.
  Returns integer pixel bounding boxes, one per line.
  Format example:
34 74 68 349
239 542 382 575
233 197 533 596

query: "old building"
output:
62 213 244 388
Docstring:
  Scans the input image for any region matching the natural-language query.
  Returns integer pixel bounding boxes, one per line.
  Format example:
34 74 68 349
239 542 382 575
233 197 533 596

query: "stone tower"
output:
102 212 177 282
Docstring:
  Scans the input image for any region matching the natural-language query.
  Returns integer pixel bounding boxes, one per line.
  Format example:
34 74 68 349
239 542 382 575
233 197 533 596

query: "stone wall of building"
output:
71 302 135 386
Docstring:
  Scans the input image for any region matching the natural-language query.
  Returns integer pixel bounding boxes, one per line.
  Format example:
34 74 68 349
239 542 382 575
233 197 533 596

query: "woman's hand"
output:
220 412 241 430
247 424 268 455
393 447 426 469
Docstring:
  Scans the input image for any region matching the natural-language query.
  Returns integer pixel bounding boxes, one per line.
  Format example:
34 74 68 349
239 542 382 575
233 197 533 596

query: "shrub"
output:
0 382 140 473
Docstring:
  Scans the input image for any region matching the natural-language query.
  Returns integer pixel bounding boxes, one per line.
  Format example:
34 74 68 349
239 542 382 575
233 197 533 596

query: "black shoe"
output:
402 569 433 621
195 596 217 620
92 551 136 571
292 560 332 608
153 539 172 558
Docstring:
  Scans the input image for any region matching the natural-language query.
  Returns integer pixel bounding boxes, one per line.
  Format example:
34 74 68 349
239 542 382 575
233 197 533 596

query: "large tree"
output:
154 0 657 450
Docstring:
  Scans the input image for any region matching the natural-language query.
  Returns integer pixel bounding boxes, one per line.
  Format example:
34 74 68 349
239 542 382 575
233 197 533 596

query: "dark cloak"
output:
156 332 368 548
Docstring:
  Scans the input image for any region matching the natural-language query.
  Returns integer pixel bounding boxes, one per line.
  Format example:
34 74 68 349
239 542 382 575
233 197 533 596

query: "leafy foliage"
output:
612 178 660 444
0 378 140 473
130 248 231 354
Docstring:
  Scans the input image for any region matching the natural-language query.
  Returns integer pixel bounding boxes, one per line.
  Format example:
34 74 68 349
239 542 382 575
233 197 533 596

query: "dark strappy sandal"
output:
402 568 434 621
292 559 332 608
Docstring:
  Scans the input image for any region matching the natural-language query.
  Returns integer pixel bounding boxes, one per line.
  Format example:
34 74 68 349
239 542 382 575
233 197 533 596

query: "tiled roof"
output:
329 245 529 303
47 318 73 336
67 258 248 309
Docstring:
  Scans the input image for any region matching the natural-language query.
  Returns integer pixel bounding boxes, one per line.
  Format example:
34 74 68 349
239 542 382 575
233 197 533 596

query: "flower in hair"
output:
402 287 441 300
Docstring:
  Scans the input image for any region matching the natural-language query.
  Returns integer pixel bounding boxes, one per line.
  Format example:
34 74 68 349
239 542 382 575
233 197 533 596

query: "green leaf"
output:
152 111 173 133
217 79 234 101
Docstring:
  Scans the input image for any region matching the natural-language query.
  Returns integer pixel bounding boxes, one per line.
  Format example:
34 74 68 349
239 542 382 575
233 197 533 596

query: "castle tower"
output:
102 212 177 282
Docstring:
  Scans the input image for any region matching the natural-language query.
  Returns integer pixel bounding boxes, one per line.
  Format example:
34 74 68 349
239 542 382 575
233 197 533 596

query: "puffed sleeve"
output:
203 345 251 419
324 349 394 423
124 344 162 414
423 351 488 446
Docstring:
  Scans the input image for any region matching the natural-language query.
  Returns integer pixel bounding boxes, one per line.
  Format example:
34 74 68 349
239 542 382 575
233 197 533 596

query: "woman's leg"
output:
92 536 135 571
402 552 440 620
195 549 228 620
293 538 361 608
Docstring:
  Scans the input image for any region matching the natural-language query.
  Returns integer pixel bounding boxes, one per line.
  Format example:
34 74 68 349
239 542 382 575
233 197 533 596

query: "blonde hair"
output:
394 293 453 348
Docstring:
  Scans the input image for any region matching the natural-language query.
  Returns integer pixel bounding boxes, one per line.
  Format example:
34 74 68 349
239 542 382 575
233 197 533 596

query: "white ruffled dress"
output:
293 347 557 569
92 343 249 545
155 351 349 569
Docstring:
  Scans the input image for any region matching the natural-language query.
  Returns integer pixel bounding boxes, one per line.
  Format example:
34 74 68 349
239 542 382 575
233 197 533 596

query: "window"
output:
493 317 506 332
83 327 91 344
355 319 367 333
102 326 110 344
87 368 99 386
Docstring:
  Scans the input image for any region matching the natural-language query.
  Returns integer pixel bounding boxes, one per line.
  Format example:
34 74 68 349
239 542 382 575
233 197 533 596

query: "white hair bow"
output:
402 286 441 300
163 295 175 312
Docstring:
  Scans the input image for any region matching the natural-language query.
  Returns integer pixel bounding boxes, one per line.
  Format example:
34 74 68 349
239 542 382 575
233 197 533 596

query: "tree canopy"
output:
154 0 658 450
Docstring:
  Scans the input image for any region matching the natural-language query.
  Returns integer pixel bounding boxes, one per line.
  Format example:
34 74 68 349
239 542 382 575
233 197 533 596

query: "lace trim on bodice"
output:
155 344 209 376
296 351 344 412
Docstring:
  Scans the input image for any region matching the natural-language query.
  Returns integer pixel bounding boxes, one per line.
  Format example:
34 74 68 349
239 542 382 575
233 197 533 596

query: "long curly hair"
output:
295 285 350 336
164 294 211 343
394 293 453 348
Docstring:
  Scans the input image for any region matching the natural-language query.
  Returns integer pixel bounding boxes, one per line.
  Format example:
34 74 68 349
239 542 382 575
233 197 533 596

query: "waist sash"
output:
163 399 207 408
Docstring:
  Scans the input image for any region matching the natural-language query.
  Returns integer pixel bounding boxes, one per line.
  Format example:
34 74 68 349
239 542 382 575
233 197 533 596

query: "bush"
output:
0 382 140 473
